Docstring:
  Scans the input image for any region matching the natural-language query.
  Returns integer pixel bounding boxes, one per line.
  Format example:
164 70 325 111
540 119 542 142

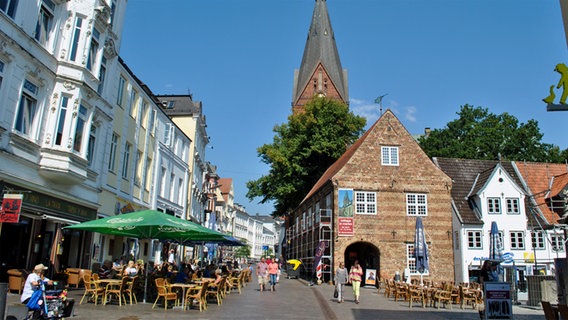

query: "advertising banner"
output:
365 268 377 286
0 194 23 223
483 282 512 319
338 189 354 236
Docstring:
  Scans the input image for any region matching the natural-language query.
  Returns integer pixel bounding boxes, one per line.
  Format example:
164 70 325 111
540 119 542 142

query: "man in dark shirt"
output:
98 260 114 279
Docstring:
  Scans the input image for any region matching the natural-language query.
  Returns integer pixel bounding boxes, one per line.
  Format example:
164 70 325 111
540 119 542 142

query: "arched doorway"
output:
344 242 380 285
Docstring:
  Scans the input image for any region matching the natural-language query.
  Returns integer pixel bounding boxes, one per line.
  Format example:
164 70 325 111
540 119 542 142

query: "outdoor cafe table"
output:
95 279 123 305
193 278 215 285
168 283 197 309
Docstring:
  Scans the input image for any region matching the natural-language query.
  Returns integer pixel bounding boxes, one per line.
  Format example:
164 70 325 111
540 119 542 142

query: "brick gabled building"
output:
286 110 454 283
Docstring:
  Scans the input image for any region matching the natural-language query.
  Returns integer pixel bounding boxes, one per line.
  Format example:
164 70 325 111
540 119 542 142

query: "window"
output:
110 0 116 27
54 95 69 146
97 56 106 94
355 191 376 214
531 231 545 250
73 104 87 152
381 146 399 166
406 244 417 274
144 157 152 191
164 123 173 146
167 101 175 109
121 143 131 179
307 207 312 228
134 150 143 186
128 89 138 118
0 0 18 18
315 201 320 224
108 133 118 172
35 0 54 46
406 193 427 216
506 198 519 214
169 173 175 201
69 16 83 62
14 80 39 135
177 178 183 205
467 230 483 249
148 109 156 135
0 60 4 89
160 167 166 197
487 197 501 214
510 231 525 250
86 27 100 71
87 125 97 166
116 76 125 107
141 101 148 128
551 234 565 252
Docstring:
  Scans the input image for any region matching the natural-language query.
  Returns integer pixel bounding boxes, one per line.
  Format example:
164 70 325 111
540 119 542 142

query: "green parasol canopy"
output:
63 209 227 243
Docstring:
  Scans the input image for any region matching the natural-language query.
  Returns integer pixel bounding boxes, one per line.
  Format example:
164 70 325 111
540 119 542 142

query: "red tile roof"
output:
513 161 568 224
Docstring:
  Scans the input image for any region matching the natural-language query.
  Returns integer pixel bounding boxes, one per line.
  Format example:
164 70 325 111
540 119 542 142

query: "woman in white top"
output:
123 260 138 277
21 264 54 304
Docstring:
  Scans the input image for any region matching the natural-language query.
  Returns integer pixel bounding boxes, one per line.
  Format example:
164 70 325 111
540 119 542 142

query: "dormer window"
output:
167 101 175 109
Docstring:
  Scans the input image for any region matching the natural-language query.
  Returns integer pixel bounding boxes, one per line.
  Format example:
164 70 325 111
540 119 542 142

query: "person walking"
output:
268 258 279 292
348 260 363 304
334 262 348 303
256 257 269 292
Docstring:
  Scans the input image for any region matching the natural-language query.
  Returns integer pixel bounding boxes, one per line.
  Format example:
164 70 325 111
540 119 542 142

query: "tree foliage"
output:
246 97 366 217
234 242 251 259
418 105 567 162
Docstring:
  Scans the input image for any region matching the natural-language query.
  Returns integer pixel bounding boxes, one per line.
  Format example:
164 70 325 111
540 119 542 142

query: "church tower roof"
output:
292 0 348 113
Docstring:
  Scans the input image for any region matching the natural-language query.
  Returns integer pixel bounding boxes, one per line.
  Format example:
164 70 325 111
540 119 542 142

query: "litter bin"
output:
0 282 7 320
286 259 302 279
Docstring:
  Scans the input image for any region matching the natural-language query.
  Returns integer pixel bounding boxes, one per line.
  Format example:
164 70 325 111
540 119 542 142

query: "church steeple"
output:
292 0 348 114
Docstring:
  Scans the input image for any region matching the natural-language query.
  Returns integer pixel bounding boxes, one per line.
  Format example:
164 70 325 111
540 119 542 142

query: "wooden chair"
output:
79 274 104 305
384 279 395 298
393 282 408 302
460 286 479 310
542 300 559 320
123 276 138 305
185 281 209 312
228 272 244 294
7 269 24 294
558 304 568 320
408 285 425 308
104 277 128 306
433 289 453 309
152 278 177 310
206 277 225 305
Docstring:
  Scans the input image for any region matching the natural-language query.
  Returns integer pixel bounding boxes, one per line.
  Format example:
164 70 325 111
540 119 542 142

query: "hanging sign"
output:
0 194 23 223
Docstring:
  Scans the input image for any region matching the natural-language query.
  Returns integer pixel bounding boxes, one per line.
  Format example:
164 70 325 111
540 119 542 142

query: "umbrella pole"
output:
143 239 153 303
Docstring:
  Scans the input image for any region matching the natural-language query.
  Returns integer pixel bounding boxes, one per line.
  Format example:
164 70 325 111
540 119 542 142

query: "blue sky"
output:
120 0 567 216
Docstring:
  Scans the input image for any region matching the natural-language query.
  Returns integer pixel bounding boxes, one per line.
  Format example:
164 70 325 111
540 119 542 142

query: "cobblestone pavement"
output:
5 274 545 320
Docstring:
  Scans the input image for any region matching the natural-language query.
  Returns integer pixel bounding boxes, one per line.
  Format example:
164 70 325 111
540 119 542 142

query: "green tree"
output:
234 242 251 259
418 105 567 163
247 97 366 217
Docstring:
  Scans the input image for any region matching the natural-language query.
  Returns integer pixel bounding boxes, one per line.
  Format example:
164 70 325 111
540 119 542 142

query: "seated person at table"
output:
203 266 212 278
99 260 117 279
221 263 231 275
174 266 190 283
213 269 223 284
123 260 138 278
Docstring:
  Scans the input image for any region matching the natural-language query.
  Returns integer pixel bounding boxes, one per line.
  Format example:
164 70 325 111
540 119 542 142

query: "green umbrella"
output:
63 209 227 243
64 209 227 303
